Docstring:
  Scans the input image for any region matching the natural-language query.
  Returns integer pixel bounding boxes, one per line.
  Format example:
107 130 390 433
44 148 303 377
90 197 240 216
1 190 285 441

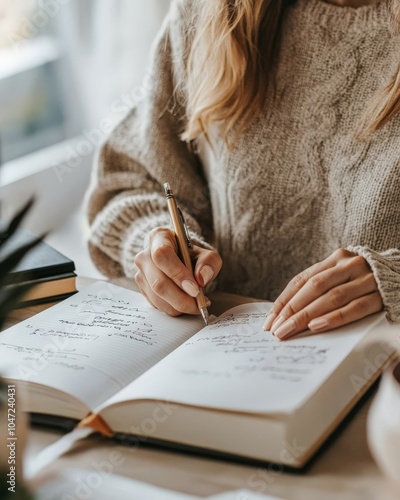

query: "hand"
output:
263 248 383 340
134 227 222 317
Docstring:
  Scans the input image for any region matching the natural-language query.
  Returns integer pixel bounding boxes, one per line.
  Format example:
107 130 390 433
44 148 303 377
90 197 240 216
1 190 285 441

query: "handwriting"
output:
54 362 85 371
181 369 231 379
181 311 333 384
27 329 99 341
0 342 91 371
0 343 89 358
0 283 203 405
209 312 266 330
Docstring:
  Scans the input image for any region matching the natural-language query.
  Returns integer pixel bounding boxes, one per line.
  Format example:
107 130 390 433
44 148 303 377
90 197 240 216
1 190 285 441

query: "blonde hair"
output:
182 0 400 144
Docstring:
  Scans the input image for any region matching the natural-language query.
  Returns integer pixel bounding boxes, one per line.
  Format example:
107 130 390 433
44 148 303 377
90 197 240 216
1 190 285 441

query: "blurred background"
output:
0 0 170 278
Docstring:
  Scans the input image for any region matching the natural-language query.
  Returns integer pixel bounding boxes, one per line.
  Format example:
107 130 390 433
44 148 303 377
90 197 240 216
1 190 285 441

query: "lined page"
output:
102 303 384 414
0 282 203 410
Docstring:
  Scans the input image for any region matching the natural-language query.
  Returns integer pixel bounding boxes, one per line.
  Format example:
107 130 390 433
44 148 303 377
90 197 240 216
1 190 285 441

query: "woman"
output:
87 0 400 341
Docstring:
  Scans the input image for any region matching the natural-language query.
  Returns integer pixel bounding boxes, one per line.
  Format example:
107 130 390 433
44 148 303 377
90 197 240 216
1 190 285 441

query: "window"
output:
0 0 170 168
0 0 170 274
0 1 82 163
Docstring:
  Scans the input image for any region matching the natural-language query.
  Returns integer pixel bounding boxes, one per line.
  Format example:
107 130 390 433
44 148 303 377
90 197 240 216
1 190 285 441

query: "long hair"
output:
182 0 400 144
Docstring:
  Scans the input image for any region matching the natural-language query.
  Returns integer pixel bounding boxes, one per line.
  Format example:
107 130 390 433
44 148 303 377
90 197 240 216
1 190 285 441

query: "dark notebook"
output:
1 229 75 283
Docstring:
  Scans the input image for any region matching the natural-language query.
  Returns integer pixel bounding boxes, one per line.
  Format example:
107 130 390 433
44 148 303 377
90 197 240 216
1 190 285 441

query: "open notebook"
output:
0 282 396 467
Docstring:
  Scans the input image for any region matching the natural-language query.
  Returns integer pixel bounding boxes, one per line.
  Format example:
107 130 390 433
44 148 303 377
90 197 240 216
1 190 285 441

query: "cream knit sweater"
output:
87 0 400 322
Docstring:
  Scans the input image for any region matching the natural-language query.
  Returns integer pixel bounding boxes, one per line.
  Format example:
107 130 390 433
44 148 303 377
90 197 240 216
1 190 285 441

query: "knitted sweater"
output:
87 0 400 322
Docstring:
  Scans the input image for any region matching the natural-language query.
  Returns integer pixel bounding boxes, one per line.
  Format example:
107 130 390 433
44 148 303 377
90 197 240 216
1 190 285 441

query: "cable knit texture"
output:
87 0 400 322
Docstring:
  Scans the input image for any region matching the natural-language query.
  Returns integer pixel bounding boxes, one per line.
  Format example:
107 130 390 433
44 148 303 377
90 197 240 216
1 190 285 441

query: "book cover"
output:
0 228 75 283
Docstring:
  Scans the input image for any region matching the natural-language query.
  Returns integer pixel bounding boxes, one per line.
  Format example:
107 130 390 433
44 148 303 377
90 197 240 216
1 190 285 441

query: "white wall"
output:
1 137 93 235
0 137 101 278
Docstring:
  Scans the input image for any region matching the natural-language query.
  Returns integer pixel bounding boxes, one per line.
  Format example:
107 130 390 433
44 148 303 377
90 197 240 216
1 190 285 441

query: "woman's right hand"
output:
134 227 222 317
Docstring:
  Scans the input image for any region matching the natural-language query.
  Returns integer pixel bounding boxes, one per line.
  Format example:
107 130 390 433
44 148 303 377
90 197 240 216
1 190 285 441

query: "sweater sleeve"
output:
86 0 214 279
347 245 400 323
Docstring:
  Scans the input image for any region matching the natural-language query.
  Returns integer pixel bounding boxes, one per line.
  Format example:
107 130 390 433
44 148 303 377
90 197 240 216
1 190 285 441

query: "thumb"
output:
193 248 223 287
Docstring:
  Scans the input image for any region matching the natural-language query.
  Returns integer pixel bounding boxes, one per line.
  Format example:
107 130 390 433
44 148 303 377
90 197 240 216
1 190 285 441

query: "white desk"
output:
5 278 399 500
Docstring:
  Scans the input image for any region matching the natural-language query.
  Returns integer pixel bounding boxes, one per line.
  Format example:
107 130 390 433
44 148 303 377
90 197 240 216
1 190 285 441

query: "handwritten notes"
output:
109 303 383 414
193 312 330 381
1 284 385 417
0 282 202 411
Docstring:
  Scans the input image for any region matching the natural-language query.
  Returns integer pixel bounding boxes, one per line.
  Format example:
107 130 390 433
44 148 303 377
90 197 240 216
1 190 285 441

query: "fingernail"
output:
308 318 329 332
263 312 277 331
200 265 214 286
206 298 211 307
181 280 200 298
270 315 285 334
275 319 296 340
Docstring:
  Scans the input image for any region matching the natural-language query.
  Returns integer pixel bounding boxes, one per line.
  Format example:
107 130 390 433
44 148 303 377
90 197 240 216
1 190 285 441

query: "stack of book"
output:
1 229 76 307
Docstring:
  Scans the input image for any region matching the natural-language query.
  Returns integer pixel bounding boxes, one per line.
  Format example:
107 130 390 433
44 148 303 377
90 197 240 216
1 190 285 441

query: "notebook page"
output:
0 282 202 410
101 302 384 414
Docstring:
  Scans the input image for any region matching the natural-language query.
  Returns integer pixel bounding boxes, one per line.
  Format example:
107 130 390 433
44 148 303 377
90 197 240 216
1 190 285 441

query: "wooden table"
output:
3 278 399 500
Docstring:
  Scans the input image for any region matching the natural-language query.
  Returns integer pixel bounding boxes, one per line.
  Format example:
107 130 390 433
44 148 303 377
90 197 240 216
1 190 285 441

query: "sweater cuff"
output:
347 245 400 323
90 205 214 279
121 211 170 277
121 209 214 277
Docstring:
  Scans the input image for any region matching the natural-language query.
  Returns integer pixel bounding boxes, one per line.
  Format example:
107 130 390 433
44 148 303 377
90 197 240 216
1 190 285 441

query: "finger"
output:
136 270 179 316
273 273 378 340
307 291 384 334
266 250 366 332
270 261 375 334
193 248 223 287
135 280 158 309
135 270 189 317
264 259 335 331
136 258 199 315
149 229 201 299
269 266 349 331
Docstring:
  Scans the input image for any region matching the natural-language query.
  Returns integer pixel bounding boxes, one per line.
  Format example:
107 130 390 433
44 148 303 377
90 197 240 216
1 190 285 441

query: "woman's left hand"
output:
263 248 384 340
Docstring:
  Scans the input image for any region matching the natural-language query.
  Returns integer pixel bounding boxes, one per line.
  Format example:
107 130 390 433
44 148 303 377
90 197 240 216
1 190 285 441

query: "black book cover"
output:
0 228 75 283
